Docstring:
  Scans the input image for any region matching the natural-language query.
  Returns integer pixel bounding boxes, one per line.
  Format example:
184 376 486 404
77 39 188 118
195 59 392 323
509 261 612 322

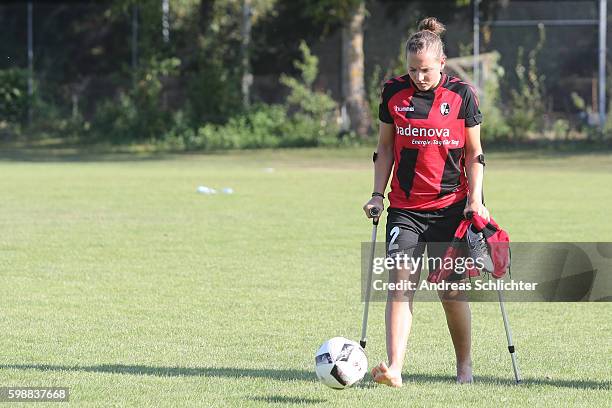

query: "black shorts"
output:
386 199 467 281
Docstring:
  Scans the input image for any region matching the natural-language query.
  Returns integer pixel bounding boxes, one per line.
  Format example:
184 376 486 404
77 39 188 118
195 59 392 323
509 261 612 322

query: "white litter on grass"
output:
262 167 275 173
197 185 234 195
196 186 217 194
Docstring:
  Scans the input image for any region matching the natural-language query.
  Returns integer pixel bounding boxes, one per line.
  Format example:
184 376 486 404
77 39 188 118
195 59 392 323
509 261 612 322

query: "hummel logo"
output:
394 105 415 112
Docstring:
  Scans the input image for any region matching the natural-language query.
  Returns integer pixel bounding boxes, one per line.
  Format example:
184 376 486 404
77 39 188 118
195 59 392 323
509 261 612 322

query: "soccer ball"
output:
314 337 368 389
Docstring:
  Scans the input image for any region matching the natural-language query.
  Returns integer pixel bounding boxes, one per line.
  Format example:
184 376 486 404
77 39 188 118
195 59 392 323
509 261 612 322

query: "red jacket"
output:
427 213 511 283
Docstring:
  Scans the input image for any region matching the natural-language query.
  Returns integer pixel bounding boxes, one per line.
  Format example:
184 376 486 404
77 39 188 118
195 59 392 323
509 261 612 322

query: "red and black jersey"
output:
379 73 482 211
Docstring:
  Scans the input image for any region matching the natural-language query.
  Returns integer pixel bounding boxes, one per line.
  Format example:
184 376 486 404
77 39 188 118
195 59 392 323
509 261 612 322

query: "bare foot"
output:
371 362 403 387
456 361 473 384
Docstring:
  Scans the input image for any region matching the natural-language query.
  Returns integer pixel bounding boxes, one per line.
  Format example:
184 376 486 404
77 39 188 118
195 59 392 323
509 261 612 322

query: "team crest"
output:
440 102 450 116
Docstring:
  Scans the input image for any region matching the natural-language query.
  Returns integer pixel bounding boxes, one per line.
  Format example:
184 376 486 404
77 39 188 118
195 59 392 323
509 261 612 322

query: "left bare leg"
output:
438 288 473 383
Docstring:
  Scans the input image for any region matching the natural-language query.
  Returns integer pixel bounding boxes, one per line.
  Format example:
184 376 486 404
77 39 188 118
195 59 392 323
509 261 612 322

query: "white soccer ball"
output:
314 337 368 389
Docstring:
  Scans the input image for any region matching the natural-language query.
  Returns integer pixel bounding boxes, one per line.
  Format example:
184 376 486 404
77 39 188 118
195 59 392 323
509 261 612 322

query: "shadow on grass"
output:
0 138 611 163
249 396 327 405
0 146 173 163
0 364 609 390
485 139 612 156
0 364 315 382
0 139 230 163
407 372 610 390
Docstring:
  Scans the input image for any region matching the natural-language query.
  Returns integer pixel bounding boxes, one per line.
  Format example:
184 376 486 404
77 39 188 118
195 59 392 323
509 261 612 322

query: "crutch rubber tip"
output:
360 340 366 349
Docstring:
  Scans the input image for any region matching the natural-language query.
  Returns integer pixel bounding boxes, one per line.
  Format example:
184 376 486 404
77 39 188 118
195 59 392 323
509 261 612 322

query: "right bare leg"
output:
372 263 420 387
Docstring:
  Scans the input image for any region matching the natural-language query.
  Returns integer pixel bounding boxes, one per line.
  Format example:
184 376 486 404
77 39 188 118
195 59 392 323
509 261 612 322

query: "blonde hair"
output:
406 17 446 58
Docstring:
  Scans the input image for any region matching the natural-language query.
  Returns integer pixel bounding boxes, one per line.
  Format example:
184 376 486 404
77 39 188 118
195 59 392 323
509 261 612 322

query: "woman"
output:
362 17 489 387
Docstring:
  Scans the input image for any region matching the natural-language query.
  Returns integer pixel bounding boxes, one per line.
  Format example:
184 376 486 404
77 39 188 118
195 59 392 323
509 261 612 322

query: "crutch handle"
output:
369 207 380 225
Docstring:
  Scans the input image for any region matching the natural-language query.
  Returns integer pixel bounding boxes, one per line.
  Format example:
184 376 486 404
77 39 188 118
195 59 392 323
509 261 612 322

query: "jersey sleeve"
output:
460 86 483 127
378 82 394 124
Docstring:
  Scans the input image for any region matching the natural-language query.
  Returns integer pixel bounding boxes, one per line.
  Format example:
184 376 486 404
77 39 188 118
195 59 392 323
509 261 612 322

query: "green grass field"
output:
0 147 610 407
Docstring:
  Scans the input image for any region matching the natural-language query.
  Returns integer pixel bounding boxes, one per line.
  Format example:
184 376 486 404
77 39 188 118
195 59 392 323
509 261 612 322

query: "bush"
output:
91 58 180 143
0 68 29 125
158 104 289 151
185 60 242 126
159 41 342 151
279 41 339 145
505 25 547 140
551 118 570 139
205 104 289 149
479 52 511 141
367 64 384 133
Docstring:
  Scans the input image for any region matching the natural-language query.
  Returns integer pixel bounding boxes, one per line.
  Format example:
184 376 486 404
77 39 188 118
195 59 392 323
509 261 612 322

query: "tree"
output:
241 0 253 108
341 1 371 137
304 0 371 137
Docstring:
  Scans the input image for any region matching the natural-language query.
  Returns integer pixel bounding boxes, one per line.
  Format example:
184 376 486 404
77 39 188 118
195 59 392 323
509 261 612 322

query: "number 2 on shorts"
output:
388 226 400 251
